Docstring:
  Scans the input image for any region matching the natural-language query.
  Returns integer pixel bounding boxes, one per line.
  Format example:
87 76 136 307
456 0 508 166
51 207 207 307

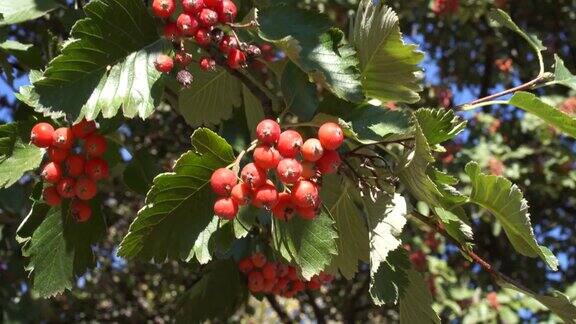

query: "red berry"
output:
277 264 289 277
291 180 319 208
240 163 266 189
174 50 193 67
251 252 267 268
163 22 181 41
41 162 62 184
199 57 216 71
318 122 344 150
216 0 237 23
210 168 237 196
48 147 69 163
152 0 176 18
176 13 199 36
410 251 427 272
52 127 75 149
301 161 318 179
256 119 281 144
56 177 76 198
71 119 97 139
252 183 278 209
30 122 54 148
319 272 334 283
296 206 317 220
307 276 321 290
63 154 86 177
316 150 341 174
71 200 92 222
301 138 324 162
219 35 238 54
42 186 62 206
231 182 251 205
75 176 98 200
293 280 305 292
84 158 109 181
84 134 107 157
204 0 222 8
227 48 246 69
287 266 298 280
263 277 277 293
214 197 238 219
238 257 254 273
155 54 174 73
277 130 303 158
253 145 281 170
272 192 295 221
247 271 264 292
261 43 275 62
197 8 218 27
182 0 205 13
194 28 211 46
262 263 277 280
276 158 302 184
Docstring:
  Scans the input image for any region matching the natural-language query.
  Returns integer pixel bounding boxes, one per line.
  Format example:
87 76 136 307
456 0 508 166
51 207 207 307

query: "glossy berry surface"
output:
252 183 278 209
199 57 216 71
219 35 238 54
231 182 251 205
71 119 97 139
197 8 218 27
318 122 344 150
43 186 62 206
42 162 62 184
316 150 341 174
216 0 237 23
256 119 281 144
176 13 199 36
300 161 317 179
53 127 75 149
194 28 211 46
30 122 55 148
152 0 176 18
75 176 98 200
240 163 266 189
85 158 109 181
276 158 302 184
174 50 193 67
155 54 174 73
296 206 317 220
48 147 69 163
210 168 237 196
253 145 281 170
182 0 205 13
272 192 295 221
163 22 180 41
84 134 107 157
64 154 86 177
227 48 246 69
291 180 319 208
301 138 324 162
277 130 303 158
57 177 77 198
71 200 92 222
213 197 238 220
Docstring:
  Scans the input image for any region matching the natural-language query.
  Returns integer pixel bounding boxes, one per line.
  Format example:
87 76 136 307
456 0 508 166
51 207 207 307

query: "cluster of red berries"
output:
30 120 109 222
210 119 344 221
151 0 275 85
238 253 333 297
432 0 459 15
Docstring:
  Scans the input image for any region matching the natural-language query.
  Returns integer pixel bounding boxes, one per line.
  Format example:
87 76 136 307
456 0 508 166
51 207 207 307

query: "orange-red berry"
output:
30 122 54 148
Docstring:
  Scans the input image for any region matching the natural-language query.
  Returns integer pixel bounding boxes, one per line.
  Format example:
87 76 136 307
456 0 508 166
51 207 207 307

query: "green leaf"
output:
509 92 576 138
0 39 43 69
399 270 441 323
502 282 576 323
321 175 369 279
352 1 424 103
487 9 545 69
123 149 162 195
369 249 410 305
17 0 167 121
465 161 558 270
434 207 472 244
280 61 319 121
0 123 43 188
242 85 265 139
347 104 411 143
233 205 259 239
258 5 364 103
178 65 242 126
20 201 106 297
118 128 235 262
190 218 220 264
0 0 62 25
552 55 576 91
415 108 466 146
272 211 338 280
176 260 247 323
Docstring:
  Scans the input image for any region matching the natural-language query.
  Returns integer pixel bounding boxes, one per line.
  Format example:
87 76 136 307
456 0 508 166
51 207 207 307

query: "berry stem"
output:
229 139 259 174
226 20 259 29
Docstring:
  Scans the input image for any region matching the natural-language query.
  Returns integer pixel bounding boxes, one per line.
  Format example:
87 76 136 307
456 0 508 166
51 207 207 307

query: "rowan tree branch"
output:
227 67 274 118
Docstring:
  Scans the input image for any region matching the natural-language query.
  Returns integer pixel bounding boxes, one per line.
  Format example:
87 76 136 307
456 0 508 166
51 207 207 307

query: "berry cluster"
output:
152 0 277 85
210 119 344 221
432 0 459 15
238 253 333 297
30 120 109 222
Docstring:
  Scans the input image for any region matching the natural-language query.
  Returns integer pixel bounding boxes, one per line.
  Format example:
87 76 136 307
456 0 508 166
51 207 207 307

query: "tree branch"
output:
227 68 274 118
265 294 292 324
